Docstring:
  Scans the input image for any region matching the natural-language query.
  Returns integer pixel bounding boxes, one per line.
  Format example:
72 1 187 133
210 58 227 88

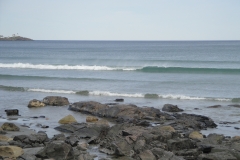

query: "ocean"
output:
0 40 240 137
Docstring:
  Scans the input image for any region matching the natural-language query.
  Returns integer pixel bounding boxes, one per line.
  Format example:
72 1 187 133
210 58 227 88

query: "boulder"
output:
139 150 156 160
42 96 69 106
189 131 203 140
58 115 77 124
28 99 45 108
0 146 24 158
68 101 109 115
115 99 124 102
1 122 20 131
36 141 74 160
5 109 19 116
159 126 176 133
162 104 183 112
86 116 98 122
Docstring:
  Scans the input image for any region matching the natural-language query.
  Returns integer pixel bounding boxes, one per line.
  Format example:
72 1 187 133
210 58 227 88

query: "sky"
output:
0 0 240 40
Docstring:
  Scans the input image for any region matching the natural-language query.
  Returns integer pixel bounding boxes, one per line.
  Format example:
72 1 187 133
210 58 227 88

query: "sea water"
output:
0 40 240 137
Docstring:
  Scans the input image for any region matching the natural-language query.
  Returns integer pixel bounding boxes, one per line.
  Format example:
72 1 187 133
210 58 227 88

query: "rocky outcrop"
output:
69 101 169 123
162 104 184 112
58 115 77 124
54 122 109 143
42 96 69 106
98 123 196 159
9 131 49 148
1 122 20 131
69 101 216 132
28 99 45 108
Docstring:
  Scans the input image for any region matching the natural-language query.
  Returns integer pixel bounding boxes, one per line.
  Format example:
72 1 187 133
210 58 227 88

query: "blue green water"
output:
0 41 240 136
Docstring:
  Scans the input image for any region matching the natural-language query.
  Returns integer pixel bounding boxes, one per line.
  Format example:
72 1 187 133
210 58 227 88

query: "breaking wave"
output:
0 63 136 71
0 63 239 74
0 85 233 102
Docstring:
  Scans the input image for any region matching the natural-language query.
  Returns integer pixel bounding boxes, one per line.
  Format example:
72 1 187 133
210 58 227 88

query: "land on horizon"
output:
0 34 33 41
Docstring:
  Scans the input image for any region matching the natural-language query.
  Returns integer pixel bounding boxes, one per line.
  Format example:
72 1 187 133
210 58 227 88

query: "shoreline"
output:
0 96 239 159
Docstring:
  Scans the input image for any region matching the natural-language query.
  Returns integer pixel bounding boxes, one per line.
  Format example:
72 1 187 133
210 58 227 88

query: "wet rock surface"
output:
28 99 46 108
42 96 69 106
162 104 184 112
1 122 20 131
66 101 240 159
1 99 239 160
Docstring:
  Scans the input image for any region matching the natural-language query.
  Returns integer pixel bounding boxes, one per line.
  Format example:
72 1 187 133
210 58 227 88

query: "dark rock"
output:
65 135 79 147
74 127 100 139
31 116 38 119
36 141 74 160
228 104 240 108
167 138 196 151
54 122 87 133
115 99 124 102
207 105 222 108
162 104 184 112
12 132 49 148
5 109 19 116
105 103 118 105
51 133 66 141
198 145 214 153
175 149 201 159
219 121 238 124
151 148 184 160
198 151 237 160
234 127 240 130
69 101 109 115
172 113 217 130
42 96 69 106
41 125 49 128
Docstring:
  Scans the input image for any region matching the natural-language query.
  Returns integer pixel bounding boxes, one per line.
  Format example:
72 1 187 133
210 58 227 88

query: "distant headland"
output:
0 34 33 41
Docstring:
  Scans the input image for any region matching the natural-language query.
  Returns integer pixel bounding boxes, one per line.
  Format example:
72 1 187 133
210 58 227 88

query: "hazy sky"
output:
0 0 240 40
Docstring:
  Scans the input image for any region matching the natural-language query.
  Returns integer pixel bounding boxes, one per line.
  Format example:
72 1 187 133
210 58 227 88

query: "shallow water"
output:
0 40 240 139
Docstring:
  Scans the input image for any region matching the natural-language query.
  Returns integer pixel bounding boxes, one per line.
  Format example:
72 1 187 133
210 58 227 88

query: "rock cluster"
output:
1 98 239 160
28 96 69 108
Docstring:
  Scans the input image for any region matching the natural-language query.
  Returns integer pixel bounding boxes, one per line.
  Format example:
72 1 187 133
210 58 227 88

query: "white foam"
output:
158 94 231 101
0 63 137 71
89 91 144 98
26 88 232 102
28 89 75 94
